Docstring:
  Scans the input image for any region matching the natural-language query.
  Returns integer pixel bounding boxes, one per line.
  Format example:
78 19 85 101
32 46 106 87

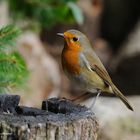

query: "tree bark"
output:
0 96 99 140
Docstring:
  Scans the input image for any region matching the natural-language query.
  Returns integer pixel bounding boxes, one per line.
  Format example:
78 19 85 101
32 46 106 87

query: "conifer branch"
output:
0 25 21 49
0 25 28 93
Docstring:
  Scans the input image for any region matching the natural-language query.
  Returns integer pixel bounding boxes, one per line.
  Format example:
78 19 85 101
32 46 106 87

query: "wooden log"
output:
0 96 99 140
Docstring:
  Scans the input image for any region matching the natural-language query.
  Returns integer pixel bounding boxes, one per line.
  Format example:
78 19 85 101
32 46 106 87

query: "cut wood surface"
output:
0 95 99 140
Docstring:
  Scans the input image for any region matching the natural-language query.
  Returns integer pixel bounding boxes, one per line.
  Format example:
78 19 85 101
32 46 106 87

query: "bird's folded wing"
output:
82 52 112 85
92 64 112 85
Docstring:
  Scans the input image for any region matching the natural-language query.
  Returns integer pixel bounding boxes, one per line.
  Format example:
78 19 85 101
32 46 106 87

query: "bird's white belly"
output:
65 71 98 93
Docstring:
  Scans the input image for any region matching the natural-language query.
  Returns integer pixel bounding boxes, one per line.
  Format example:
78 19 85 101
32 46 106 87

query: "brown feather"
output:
92 65 134 111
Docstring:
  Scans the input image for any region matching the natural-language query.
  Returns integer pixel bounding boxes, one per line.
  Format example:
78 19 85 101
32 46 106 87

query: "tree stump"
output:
0 95 99 140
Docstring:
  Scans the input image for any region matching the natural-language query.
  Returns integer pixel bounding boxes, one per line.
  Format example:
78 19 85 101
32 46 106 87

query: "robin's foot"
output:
90 90 101 109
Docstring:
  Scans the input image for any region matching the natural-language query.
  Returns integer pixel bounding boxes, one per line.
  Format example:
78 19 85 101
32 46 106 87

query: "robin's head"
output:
58 30 91 51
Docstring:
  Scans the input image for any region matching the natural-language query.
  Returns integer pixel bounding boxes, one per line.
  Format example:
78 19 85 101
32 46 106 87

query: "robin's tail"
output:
111 84 134 111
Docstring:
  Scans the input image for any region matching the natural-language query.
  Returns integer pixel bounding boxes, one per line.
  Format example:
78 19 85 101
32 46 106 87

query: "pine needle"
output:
0 25 21 51
0 25 28 93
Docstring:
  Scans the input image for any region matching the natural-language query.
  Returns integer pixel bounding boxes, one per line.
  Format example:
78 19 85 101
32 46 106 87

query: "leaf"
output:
67 2 84 25
8 0 82 29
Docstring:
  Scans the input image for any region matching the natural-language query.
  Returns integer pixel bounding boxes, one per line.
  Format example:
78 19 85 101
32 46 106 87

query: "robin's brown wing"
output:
92 64 112 85
93 64 134 111
82 51 113 86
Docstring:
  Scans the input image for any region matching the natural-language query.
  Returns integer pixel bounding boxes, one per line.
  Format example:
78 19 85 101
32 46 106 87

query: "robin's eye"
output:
72 37 78 42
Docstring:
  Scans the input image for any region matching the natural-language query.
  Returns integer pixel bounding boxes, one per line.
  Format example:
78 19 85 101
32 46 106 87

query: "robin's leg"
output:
71 92 91 102
90 90 101 109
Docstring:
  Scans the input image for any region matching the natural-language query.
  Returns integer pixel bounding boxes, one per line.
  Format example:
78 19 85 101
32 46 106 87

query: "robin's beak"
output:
57 33 64 37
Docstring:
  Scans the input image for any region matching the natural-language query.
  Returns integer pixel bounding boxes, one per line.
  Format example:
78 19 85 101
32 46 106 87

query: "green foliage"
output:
67 2 83 25
8 0 83 29
0 25 21 51
0 25 28 93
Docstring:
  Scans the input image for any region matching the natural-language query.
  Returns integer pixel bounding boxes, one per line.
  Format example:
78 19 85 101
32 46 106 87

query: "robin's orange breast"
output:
62 49 81 75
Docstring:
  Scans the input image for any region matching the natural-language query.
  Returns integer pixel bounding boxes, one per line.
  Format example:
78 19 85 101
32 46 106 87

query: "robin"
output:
58 30 133 111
